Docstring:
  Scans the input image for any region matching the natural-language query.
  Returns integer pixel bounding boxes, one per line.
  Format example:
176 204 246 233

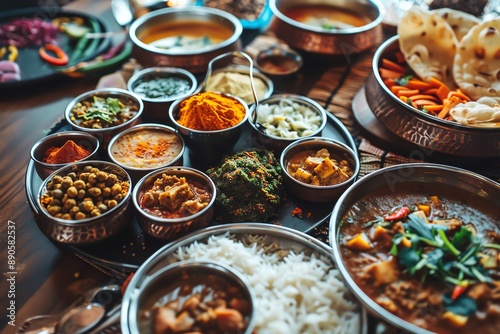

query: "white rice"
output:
175 233 360 334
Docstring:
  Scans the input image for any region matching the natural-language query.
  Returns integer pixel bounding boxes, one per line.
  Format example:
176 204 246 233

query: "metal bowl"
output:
269 0 384 56
365 35 500 159
64 88 143 151
281 137 359 202
121 223 368 334
249 93 327 153
107 123 185 183
329 163 500 334
30 131 99 180
255 45 303 80
124 260 257 334
34 160 133 244
127 67 198 122
129 7 243 74
168 91 249 164
132 166 216 240
201 64 274 107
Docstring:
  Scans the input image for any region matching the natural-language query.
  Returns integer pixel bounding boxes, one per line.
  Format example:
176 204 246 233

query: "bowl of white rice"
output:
249 94 328 152
121 223 368 334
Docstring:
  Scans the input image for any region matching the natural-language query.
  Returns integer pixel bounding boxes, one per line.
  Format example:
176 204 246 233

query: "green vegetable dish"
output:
339 183 500 334
70 95 139 129
133 76 191 100
206 149 283 223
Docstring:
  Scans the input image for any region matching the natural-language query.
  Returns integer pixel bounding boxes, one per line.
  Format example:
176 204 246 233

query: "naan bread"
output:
449 97 500 128
432 8 481 42
453 18 500 103
398 6 459 88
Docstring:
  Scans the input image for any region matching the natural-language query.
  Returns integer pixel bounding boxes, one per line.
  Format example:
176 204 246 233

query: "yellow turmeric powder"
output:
176 91 246 131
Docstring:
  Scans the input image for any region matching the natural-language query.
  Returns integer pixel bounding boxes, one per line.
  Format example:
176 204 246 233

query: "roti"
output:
398 6 459 88
432 8 481 42
449 97 500 128
453 18 500 103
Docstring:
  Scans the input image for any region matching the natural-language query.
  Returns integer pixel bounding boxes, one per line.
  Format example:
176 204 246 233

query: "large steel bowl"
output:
121 223 368 334
329 163 500 334
269 0 384 56
129 7 243 74
366 35 500 159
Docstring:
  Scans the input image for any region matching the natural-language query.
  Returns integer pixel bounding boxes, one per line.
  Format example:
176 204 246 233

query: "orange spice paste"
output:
43 140 91 164
176 91 246 131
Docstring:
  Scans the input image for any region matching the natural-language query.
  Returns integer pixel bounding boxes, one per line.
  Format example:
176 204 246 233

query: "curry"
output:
339 183 500 333
284 5 369 30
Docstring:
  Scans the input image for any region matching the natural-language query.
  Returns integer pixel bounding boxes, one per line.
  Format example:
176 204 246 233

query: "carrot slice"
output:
405 94 439 102
448 91 471 101
383 78 396 87
429 77 448 88
422 88 438 95
379 68 404 79
423 104 444 112
413 99 438 106
406 79 434 91
382 58 406 73
436 84 451 102
391 85 409 94
438 96 461 118
398 89 420 97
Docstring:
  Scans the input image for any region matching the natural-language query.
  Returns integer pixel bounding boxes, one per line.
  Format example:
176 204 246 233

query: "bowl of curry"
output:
132 166 216 240
329 163 500 334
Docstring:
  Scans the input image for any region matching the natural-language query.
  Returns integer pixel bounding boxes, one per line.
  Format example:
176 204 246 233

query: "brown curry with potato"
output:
339 183 500 334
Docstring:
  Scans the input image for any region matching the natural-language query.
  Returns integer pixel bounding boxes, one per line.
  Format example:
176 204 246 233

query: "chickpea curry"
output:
339 183 500 334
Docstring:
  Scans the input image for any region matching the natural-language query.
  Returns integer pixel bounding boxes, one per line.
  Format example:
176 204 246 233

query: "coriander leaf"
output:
399 247 420 271
453 227 473 250
443 295 477 316
407 212 435 241
395 74 412 86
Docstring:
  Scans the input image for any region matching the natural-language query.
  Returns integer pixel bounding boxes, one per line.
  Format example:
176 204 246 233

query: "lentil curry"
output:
339 182 500 334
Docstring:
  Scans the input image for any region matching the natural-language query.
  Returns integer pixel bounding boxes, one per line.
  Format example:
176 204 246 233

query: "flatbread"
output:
449 98 500 127
432 8 481 42
398 6 459 88
453 18 500 103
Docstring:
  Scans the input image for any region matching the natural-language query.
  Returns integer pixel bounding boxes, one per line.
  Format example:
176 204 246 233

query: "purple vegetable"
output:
0 72 21 82
0 60 20 73
0 18 58 48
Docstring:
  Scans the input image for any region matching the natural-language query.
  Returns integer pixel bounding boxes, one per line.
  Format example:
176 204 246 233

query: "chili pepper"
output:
68 17 101 64
384 206 411 221
80 17 102 60
39 44 69 66
451 283 468 300
1 45 19 62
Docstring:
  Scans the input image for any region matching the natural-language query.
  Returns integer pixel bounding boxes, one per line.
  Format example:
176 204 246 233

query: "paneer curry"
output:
339 183 500 333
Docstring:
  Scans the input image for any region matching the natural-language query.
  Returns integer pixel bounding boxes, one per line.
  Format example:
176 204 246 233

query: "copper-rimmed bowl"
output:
127 67 198 122
280 137 359 202
123 260 257 334
132 166 216 240
366 35 500 159
169 91 249 164
129 7 243 74
30 131 100 180
64 88 143 151
270 0 384 56
329 163 500 334
33 160 133 245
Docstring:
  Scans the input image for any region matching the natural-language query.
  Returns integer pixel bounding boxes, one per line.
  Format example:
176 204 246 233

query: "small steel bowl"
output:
64 88 144 151
34 160 133 245
30 131 99 180
127 67 198 122
329 163 500 334
249 93 327 153
121 223 368 334
133 166 217 240
123 260 257 334
255 45 303 80
366 35 500 159
129 7 243 74
281 137 359 202
169 91 249 164
107 123 185 183
270 0 384 56
201 65 274 107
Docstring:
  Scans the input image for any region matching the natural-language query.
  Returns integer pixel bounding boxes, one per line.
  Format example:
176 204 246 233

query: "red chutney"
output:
139 174 211 219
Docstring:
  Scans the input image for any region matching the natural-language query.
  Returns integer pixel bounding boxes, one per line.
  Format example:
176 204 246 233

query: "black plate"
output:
0 7 111 89
26 114 356 271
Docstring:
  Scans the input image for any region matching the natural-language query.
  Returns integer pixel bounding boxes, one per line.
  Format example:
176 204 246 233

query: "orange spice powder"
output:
44 140 91 164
